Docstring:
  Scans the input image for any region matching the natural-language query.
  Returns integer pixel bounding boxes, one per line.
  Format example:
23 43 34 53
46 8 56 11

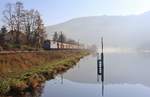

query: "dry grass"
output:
0 50 89 96
0 50 85 78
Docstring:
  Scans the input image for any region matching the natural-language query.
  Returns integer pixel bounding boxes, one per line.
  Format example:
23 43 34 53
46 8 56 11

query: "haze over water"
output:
41 50 150 97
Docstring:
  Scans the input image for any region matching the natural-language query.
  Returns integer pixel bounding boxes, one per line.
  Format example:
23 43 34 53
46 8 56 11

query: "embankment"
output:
0 50 89 96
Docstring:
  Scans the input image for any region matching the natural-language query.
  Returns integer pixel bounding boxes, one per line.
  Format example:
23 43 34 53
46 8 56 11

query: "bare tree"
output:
2 1 46 49
21 8 46 48
2 3 15 31
22 10 30 43
33 10 46 48
23 9 37 44
13 1 24 44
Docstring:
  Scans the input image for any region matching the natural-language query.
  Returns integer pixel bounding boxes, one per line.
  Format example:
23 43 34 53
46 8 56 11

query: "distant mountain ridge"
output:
46 11 150 49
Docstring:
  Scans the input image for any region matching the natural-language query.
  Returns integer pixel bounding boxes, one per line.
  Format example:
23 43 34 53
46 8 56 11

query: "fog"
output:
46 11 150 51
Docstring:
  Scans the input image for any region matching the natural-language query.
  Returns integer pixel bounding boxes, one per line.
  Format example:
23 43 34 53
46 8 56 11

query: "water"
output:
41 52 150 97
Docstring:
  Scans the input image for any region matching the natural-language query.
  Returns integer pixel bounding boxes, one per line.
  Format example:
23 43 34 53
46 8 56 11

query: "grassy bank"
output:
0 50 89 96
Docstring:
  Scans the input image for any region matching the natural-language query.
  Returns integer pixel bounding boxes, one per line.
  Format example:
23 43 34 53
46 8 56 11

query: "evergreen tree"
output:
58 32 66 43
53 32 58 42
0 26 7 47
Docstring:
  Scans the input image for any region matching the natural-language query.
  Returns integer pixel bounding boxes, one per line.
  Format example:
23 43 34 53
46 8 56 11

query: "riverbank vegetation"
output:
0 50 89 96
0 1 46 51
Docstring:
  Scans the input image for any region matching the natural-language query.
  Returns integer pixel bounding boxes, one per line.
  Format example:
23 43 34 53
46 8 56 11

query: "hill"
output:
46 12 150 50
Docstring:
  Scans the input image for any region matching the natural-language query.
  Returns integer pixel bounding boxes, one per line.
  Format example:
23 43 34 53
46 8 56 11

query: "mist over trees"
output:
52 31 79 45
46 13 150 51
53 32 58 42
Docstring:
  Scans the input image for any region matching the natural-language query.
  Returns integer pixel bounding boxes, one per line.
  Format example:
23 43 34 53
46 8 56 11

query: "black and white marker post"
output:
97 37 104 96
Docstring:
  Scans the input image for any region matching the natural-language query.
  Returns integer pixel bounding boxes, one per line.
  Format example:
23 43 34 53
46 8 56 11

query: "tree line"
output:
53 31 79 45
0 1 81 51
0 1 46 50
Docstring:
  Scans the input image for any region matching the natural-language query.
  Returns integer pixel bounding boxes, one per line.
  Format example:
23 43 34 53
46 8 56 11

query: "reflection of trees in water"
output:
24 83 45 97
10 83 45 97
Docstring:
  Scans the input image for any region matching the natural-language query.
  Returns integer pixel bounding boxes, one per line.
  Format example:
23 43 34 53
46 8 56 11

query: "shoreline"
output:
0 50 89 96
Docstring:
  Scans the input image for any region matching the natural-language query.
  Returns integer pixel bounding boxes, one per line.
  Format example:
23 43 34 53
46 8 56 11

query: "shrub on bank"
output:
0 80 10 95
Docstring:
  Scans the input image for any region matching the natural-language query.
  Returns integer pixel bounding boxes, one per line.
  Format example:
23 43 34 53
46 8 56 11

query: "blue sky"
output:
0 0 150 26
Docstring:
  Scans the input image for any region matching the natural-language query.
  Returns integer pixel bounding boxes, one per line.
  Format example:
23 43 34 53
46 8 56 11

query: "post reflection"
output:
61 74 64 84
102 81 104 96
97 75 105 96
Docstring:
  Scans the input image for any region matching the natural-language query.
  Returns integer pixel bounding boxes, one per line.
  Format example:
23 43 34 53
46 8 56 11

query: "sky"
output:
0 0 150 26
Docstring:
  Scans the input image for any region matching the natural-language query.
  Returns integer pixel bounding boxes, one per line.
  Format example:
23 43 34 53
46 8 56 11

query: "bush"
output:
0 80 10 95
2 43 20 50
20 45 35 51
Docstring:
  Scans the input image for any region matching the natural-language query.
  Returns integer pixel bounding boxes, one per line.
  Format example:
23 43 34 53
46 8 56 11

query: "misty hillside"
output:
46 11 150 49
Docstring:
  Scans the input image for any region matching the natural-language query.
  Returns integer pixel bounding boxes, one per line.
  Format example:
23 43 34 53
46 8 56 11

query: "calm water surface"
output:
41 52 150 97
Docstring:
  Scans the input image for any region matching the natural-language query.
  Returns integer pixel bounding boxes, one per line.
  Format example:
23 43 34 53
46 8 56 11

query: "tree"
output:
0 26 7 47
53 32 58 42
2 3 15 31
57 32 66 49
58 32 66 43
13 1 24 44
33 10 46 48
1 1 46 49
23 9 38 44
3 1 25 44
